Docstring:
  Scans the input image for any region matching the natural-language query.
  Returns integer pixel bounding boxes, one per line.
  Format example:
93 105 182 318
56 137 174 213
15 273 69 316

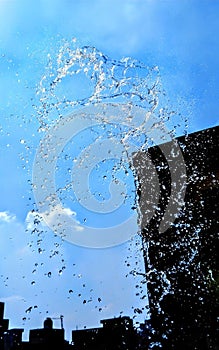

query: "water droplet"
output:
25 307 32 314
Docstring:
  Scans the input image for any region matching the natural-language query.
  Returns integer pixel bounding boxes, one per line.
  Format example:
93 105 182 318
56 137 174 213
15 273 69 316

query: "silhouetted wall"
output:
133 126 219 349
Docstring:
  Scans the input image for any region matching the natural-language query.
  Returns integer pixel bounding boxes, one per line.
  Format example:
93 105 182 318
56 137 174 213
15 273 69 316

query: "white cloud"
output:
25 210 46 231
0 211 16 223
25 206 84 239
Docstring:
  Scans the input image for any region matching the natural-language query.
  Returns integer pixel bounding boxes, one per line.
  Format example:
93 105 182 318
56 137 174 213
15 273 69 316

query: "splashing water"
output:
30 38 198 347
35 40 160 128
2 37 216 348
32 38 186 250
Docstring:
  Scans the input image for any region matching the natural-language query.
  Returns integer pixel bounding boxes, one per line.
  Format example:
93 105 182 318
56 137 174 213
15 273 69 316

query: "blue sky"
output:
0 0 219 343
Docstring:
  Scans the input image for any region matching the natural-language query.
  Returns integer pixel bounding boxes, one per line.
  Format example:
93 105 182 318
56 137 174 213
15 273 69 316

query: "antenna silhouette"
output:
51 315 64 329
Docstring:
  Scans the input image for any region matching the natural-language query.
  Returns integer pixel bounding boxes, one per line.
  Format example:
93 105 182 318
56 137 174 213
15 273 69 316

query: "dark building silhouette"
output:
0 302 4 320
72 327 102 349
25 317 69 350
72 316 138 350
0 301 9 348
0 303 24 350
0 304 72 350
100 316 138 350
133 125 219 349
4 329 24 350
137 320 152 350
0 302 145 350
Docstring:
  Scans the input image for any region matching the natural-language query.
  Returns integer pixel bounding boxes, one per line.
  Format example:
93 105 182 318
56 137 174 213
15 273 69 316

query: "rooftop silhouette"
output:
0 300 151 349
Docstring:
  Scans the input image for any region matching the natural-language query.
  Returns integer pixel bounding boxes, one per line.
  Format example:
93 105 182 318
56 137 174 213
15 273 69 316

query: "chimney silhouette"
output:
43 317 53 329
